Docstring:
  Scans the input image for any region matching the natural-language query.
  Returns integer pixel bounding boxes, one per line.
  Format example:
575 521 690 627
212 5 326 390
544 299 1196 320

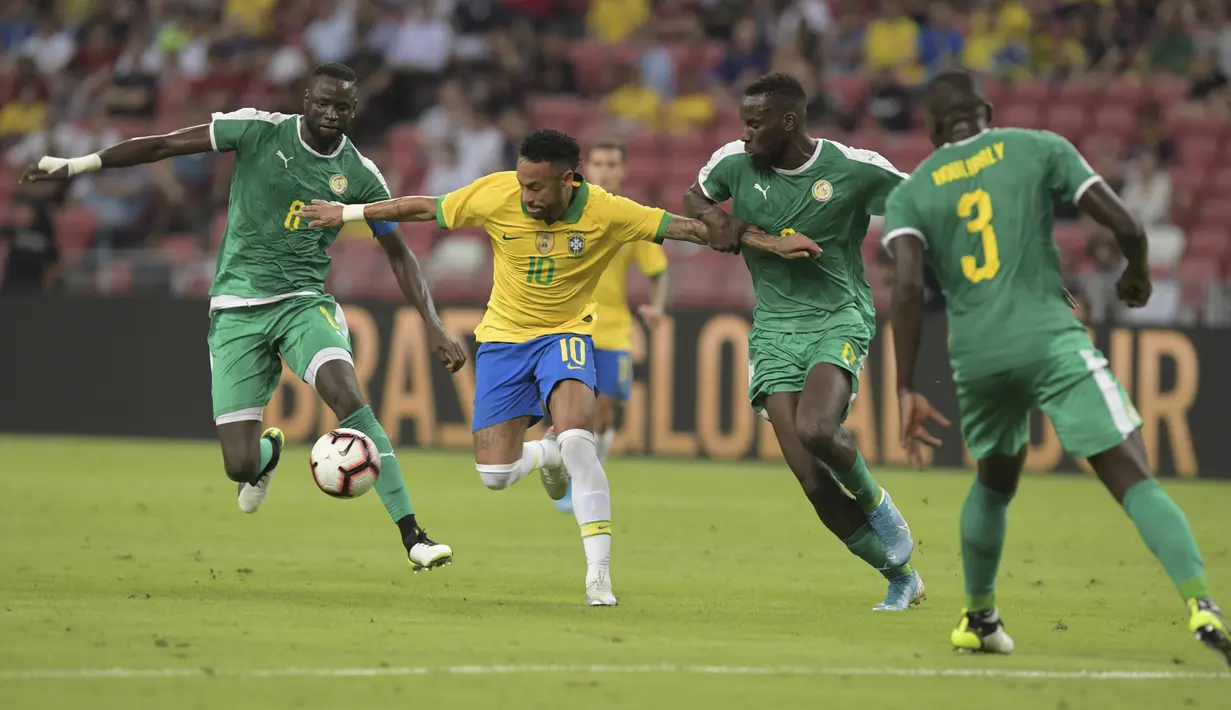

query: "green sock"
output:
340 405 415 522
843 523 914 580
259 437 273 473
1122 479 1211 600
833 451 882 512
961 479 1014 611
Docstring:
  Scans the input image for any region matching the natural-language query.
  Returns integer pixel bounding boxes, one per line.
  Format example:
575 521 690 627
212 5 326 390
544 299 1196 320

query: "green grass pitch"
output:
1 436 1228 709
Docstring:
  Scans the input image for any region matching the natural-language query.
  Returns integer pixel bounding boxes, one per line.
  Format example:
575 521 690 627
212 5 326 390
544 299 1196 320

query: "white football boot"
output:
586 565 618 606
238 428 283 514
539 427 570 500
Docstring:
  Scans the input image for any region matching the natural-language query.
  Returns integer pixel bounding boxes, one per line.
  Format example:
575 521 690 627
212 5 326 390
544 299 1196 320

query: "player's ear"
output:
983 101 994 126
783 112 796 132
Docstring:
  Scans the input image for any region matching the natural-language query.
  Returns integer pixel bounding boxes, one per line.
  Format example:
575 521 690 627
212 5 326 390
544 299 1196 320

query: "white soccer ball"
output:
310 428 380 499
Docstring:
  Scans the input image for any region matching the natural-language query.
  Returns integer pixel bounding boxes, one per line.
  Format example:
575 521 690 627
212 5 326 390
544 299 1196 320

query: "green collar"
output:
522 174 590 225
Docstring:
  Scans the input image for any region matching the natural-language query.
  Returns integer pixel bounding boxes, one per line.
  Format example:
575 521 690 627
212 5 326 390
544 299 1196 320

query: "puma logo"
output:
754 183 769 199
277 150 293 168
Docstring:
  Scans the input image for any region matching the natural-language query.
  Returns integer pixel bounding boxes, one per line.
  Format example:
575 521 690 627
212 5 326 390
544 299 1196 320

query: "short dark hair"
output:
924 69 985 115
519 129 581 171
588 139 626 160
313 62 358 83
744 72 807 112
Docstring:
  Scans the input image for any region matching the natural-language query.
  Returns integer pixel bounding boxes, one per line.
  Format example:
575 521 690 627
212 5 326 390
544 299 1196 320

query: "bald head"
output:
924 69 991 147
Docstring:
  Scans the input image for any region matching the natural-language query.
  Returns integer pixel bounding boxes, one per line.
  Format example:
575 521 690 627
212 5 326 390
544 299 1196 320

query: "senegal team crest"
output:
567 233 586 255
329 174 348 195
536 232 555 255
811 179 833 202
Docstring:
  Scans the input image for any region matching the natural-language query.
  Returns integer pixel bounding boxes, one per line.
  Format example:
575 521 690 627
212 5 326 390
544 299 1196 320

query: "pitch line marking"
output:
1 664 1227 681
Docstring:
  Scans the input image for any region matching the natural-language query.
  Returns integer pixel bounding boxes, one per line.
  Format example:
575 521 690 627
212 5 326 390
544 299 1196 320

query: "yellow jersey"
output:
591 241 668 351
435 172 670 344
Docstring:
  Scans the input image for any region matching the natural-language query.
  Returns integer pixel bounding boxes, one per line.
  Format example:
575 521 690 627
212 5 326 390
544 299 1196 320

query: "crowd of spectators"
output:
0 0 1229 325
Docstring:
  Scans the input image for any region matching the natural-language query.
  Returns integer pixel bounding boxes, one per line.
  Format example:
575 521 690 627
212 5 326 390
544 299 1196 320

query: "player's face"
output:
739 96 791 172
303 78 357 145
517 159 573 221
583 148 626 192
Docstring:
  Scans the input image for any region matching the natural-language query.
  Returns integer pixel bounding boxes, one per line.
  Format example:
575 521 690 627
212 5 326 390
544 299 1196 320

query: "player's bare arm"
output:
375 229 466 372
662 214 821 259
1077 180 1152 308
21 124 214 182
638 270 670 327
297 196 436 227
887 233 951 470
683 183 754 254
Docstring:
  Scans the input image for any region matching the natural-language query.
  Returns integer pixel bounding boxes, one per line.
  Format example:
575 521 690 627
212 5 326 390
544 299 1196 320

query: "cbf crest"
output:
567 233 586 256
536 232 555 255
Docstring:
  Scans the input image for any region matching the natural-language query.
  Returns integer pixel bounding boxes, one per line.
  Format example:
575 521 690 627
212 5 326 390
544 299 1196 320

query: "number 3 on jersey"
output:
957 189 1000 283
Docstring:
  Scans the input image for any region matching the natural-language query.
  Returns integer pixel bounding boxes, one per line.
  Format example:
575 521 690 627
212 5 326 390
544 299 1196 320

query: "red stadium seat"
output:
1006 79 1052 107
1183 228 1229 262
999 103 1044 130
55 207 99 255
827 74 868 110
1046 105 1088 142
1101 77 1146 110
1149 75 1189 107
158 234 202 261
1178 137 1221 171
1198 199 1231 226
1091 105 1138 141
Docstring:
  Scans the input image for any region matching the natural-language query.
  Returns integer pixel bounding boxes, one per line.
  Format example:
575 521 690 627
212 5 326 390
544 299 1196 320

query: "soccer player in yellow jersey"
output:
297 129 820 605
552 140 669 515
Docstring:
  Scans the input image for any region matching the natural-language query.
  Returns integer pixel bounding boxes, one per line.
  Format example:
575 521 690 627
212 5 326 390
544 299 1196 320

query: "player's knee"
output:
557 428 599 473
796 416 841 457
476 462 517 490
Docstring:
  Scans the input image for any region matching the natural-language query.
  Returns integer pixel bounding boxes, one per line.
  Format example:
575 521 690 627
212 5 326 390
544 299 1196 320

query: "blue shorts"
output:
594 348 632 401
472 333 598 432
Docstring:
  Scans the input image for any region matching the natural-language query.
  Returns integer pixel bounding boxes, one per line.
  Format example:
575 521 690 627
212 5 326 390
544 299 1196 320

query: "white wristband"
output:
341 204 367 223
39 154 102 177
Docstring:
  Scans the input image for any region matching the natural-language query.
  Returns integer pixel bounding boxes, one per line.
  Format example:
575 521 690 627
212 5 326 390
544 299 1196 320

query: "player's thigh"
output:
538 333 598 431
958 375 1033 461
207 308 282 424
1036 347 1143 461
471 339 543 458
276 295 355 392
798 327 870 425
747 330 809 422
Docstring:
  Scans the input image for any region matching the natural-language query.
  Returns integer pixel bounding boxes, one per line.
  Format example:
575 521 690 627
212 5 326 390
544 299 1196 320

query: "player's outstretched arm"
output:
887 233 951 469
683 184 752 254
20 125 214 182
375 228 466 373
1077 181 1152 308
296 197 439 228
661 214 821 259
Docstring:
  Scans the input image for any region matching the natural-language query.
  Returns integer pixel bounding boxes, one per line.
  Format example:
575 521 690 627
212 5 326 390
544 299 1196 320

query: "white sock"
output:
557 428 611 568
475 439 560 490
595 428 615 464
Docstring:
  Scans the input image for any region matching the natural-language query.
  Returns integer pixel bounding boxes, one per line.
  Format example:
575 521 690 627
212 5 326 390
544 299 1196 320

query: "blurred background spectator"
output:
0 0 1228 326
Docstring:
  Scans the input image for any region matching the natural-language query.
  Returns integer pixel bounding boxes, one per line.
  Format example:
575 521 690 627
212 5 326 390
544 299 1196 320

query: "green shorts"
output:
747 325 870 423
958 346 1142 461
207 294 353 423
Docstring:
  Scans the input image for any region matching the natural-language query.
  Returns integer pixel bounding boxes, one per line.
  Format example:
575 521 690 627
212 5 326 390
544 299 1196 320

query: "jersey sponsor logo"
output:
329 174 348 195
753 183 770 199
567 233 586 256
811 179 833 202
276 150 293 168
535 231 555 255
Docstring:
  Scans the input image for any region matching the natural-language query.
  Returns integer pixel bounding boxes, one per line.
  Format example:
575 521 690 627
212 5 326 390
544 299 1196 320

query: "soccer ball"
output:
310 428 380 499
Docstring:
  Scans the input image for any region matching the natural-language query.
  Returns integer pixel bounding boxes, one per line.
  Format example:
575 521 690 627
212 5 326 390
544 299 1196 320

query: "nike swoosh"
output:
502 235 516 240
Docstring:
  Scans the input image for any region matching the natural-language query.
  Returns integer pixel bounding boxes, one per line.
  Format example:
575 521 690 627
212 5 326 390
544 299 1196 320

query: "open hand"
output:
898 390 952 471
773 230 823 259
427 322 467 373
1116 264 1152 308
295 199 345 228
637 304 666 328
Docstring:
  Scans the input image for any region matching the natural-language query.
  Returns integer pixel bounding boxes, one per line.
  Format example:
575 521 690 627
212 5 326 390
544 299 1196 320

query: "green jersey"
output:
207 109 392 310
882 128 1100 381
697 138 905 333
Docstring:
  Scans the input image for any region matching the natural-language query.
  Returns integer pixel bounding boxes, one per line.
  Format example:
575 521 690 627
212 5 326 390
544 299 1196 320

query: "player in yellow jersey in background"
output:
553 140 669 514
297 129 820 605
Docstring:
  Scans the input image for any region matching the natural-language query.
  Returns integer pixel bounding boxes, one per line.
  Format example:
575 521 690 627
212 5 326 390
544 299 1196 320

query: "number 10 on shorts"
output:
559 336 587 371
